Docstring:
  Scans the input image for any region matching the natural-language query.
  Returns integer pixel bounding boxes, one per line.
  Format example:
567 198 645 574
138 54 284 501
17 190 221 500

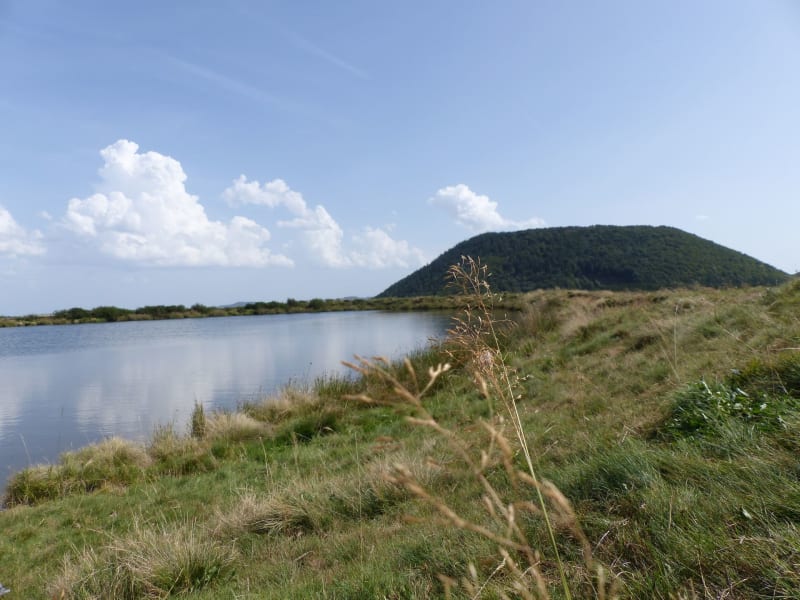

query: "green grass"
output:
2 282 800 598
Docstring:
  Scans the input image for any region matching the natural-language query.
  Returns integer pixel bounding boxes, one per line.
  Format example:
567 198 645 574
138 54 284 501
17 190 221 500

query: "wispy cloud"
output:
166 55 294 111
286 31 368 80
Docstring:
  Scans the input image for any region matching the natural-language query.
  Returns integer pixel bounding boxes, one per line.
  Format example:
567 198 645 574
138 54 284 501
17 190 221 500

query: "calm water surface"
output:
0 311 449 488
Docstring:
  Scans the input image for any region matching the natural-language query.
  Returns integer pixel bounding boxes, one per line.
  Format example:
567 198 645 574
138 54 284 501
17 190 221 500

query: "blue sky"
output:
1 1 798 314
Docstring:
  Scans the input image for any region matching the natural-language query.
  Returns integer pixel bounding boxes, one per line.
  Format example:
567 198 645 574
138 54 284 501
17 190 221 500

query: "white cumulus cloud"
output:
430 184 545 232
350 227 427 268
223 175 308 215
279 204 350 267
223 176 425 269
63 140 292 267
0 206 45 257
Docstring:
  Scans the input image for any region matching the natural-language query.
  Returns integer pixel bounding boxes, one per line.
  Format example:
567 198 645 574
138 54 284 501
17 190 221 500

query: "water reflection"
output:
0 311 449 486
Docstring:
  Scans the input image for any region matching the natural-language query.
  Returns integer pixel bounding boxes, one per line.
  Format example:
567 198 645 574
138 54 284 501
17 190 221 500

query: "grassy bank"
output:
2 272 799 598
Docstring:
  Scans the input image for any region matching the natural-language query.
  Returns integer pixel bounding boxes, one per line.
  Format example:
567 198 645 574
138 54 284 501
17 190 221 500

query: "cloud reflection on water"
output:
0 312 448 485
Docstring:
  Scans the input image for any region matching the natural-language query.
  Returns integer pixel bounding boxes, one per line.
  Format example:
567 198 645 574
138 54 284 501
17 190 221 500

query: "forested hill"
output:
378 225 789 297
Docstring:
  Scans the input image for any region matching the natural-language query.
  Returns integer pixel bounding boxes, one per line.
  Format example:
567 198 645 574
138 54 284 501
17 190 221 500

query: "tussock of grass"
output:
49 521 237 599
203 411 271 442
148 425 216 475
242 386 322 423
213 491 315 538
5 437 151 506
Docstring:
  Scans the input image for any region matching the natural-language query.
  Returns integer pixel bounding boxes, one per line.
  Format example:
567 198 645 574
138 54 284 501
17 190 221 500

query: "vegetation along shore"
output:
1 259 799 598
0 295 486 328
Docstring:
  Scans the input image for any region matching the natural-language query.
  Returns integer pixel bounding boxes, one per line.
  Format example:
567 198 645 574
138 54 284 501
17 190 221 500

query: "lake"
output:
0 311 450 489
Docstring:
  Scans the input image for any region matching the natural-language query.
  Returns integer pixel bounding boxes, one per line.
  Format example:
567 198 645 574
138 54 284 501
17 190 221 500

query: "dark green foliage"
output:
135 304 188 318
52 305 132 322
89 306 132 322
307 298 325 310
378 225 789 297
8 296 462 327
52 307 92 321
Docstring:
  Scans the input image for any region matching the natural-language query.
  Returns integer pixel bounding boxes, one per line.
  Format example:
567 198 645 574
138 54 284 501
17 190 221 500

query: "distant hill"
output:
378 225 789 297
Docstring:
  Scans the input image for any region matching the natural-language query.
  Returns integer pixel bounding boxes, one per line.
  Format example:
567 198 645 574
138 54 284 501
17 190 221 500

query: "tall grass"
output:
346 256 617 599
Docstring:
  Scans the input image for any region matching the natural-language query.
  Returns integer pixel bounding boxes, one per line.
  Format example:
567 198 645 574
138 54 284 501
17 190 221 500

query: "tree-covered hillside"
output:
379 225 789 297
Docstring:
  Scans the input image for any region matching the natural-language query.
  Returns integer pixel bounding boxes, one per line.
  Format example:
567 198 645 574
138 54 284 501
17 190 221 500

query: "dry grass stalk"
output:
345 256 618 599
